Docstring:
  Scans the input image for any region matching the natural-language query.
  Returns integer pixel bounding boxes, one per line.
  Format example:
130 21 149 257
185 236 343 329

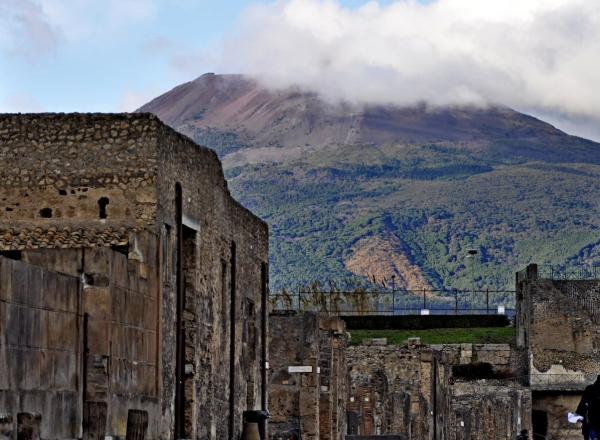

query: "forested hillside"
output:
140 74 600 295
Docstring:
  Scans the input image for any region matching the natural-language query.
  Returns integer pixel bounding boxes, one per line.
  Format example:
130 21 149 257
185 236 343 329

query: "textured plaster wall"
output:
0 257 81 439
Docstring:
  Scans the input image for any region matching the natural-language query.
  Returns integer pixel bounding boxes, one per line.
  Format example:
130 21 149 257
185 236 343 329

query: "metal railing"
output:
270 288 515 316
537 265 600 280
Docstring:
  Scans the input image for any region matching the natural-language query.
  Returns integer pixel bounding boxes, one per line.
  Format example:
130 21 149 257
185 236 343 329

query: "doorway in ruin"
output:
174 183 200 439
181 224 199 438
244 297 257 409
532 409 548 440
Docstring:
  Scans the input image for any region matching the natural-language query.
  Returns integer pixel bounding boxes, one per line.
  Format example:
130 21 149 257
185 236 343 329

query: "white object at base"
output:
568 412 583 423
420 309 430 315
497 305 505 315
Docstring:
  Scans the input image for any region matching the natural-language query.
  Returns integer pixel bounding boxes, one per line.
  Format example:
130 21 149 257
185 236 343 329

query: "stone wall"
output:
347 342 529 440
516 264 600 439
0 239 162 438
0 257 81 439
268 313 347 440
0 113 158 249
517 264 600 388
444 381 531 440
531 393 581 440
156 117 269 440
347 344 432 439
0 113 269 440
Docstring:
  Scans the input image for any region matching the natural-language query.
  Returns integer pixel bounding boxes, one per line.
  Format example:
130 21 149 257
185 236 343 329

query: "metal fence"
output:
537 265 600 280
269 288 515 316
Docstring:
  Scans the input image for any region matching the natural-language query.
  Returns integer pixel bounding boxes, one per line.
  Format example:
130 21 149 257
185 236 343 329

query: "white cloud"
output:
0 0 62 58
218 0 600 124
0 0 159 58
41 0 159 41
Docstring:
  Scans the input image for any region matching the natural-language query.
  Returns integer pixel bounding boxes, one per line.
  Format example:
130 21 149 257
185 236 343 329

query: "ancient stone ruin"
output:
268 312 348 440
516 264 600 439
1 113 599 440
0 113 269 439
268 264 600 440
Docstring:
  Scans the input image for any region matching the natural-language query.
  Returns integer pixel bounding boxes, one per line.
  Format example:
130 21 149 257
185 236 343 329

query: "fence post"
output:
391 275 396 316
422 288 426 310
486 288 489 315
454 289 458 315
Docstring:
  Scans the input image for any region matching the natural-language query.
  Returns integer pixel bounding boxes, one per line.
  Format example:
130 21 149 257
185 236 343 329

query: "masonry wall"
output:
156 123 269 440
444 381 531 440
516 264 600 439
22 238 160 436
0 113 269 440
531 392 581 440
0 257 81 439
517 265 600 388
347 344 432 439
268 313 347 440
0 113 159 249
347 342 529 440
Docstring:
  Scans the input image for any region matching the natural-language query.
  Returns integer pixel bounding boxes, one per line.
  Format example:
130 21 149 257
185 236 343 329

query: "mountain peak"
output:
138 73 600 291
139 73 586 157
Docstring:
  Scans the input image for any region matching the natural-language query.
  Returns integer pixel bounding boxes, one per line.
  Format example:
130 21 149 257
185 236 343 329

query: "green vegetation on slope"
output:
192 129 600 297
349 327 516 346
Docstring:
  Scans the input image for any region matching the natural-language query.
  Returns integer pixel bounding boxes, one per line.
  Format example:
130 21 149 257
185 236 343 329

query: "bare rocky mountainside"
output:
139 73 600 296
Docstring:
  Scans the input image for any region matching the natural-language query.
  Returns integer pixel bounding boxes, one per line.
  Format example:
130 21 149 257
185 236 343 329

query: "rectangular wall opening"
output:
229 241 237 440
182 225 198 438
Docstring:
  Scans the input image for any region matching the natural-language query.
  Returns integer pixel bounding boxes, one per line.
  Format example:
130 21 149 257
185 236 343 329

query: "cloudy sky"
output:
1 0 599 140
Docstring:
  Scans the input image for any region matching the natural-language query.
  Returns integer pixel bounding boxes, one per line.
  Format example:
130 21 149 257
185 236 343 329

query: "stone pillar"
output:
299 361 320 440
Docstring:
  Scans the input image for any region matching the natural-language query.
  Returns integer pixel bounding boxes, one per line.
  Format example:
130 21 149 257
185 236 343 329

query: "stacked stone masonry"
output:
0 113 269 440
517 264 600 440
347 342 530 440
268 312 348 440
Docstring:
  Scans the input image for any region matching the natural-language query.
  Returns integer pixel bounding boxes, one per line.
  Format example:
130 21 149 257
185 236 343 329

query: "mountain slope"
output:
139 73 600 296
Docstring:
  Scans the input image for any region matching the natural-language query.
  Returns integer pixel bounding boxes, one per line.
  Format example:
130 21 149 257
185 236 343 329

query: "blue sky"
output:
1 0 599 141
0 0 410 113
1 0 260 112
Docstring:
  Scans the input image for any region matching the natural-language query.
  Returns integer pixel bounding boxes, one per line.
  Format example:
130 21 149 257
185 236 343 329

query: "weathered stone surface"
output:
347 344 430 439
0 113 269 440
516 264 600 439
445 381 531 440
347 341 530 440
268 313 348 440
